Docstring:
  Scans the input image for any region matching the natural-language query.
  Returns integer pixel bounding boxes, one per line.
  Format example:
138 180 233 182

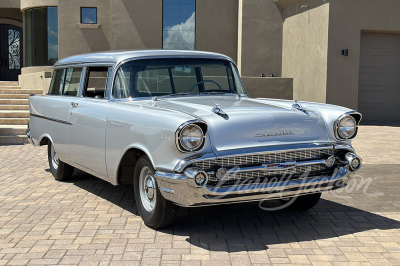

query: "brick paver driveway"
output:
1 126 400 266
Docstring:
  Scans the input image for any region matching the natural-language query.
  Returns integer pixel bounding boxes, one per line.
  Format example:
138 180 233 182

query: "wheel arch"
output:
115 145 155 185
38 134 53 146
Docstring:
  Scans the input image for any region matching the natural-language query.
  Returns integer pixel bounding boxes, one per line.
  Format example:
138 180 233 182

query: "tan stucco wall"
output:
21 66 53 75
242 77 293 100
282 1 329 103
0 0 20 9
110 0 162 50
196 0 238 61
239 0 283 77
20 0 57 11
58 0 110 59
19 71 52 94
326 0 400 110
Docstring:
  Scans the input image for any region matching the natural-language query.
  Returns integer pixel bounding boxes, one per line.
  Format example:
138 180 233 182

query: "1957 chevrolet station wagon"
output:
27 50 362 229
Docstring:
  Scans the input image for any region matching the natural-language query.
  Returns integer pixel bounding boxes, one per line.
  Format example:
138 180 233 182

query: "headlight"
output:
335 115 358 139
176 122 206 152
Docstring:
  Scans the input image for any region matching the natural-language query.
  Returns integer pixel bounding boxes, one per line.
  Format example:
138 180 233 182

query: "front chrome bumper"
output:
155 166 352 207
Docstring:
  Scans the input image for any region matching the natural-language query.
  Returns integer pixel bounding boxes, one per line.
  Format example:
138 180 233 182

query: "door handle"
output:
71 102 78 107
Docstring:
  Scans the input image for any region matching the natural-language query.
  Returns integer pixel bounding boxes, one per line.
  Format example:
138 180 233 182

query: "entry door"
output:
0 25 22 81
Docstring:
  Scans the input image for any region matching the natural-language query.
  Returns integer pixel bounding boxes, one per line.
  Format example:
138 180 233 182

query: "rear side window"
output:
48 68 83 96
48 69 64 95
63 68 83 96
83 67 109 99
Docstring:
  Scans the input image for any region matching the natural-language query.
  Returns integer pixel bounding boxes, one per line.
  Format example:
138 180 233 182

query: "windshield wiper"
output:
153 92 198 101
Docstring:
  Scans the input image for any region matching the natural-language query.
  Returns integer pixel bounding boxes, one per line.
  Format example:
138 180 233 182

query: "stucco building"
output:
0 0 399 127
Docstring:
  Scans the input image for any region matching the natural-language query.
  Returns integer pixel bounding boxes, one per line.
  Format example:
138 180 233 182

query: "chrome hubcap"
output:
50 144 59 170
139 166 156 212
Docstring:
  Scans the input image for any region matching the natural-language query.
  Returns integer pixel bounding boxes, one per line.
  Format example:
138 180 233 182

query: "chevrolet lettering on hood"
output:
255 131 295 137
27 49 363 229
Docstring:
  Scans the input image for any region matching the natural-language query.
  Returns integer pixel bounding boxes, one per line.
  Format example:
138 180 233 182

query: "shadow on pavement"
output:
67 166 400 253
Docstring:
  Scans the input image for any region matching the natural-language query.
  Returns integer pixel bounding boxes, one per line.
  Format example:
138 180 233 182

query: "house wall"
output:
326 0 400 110
58 0 111 59
196 0 238 62
20 0 57 11
282 0 329 103
110 0 162 50
239 0 283 77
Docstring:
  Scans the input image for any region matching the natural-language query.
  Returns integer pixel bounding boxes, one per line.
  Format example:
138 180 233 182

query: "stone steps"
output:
0 125 27 136
0 111 30 118
0 81 32 145
0 81 19 86
0 99 29 105
0 94 32 99
0 125 29 145
0 118 30 125
0 89 41 94
0 105 29 110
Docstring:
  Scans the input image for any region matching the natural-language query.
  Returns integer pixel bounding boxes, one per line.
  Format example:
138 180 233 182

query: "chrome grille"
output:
207 164 327 183
194 149 334 170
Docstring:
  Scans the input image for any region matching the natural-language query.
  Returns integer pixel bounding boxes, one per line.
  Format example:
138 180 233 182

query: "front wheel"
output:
48 142 74 181
134 155 178 229
279 193 322 211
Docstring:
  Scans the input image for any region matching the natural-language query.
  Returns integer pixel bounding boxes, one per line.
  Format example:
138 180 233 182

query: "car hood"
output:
151 96 329 151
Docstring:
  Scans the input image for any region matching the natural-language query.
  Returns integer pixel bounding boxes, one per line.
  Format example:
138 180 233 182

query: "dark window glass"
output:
163 0 195 50
81 7 97 24
83 67 109 99
48 69 65 95
112 59 244 99
25 7 58 67
63 68 83 96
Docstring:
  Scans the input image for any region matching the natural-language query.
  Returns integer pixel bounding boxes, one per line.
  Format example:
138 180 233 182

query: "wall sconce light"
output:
342 49 349 56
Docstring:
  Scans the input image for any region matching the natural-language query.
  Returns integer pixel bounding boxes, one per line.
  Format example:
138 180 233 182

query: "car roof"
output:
53 49 235 68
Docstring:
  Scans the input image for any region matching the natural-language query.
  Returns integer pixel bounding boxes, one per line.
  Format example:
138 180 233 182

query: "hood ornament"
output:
292 100 309 115
212 103 229 120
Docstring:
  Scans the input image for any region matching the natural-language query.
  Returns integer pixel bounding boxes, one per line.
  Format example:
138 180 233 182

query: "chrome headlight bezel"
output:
334 112 362 140
175 120 207 153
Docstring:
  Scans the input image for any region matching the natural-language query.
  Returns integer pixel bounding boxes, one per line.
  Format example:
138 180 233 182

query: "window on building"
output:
25 7 58 67
163 0 195 50
81 7 97 24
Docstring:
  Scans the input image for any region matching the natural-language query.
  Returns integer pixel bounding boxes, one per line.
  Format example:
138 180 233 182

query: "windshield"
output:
112 58 245 99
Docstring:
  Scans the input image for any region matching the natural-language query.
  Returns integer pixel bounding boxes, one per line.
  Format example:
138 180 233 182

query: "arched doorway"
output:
0 24 22 81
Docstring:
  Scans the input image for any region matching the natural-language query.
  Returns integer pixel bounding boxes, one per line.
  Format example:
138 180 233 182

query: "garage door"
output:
359 33 400 124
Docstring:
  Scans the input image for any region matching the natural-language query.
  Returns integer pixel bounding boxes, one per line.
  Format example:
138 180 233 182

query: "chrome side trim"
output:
333 111 362 140
30 113 73 125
